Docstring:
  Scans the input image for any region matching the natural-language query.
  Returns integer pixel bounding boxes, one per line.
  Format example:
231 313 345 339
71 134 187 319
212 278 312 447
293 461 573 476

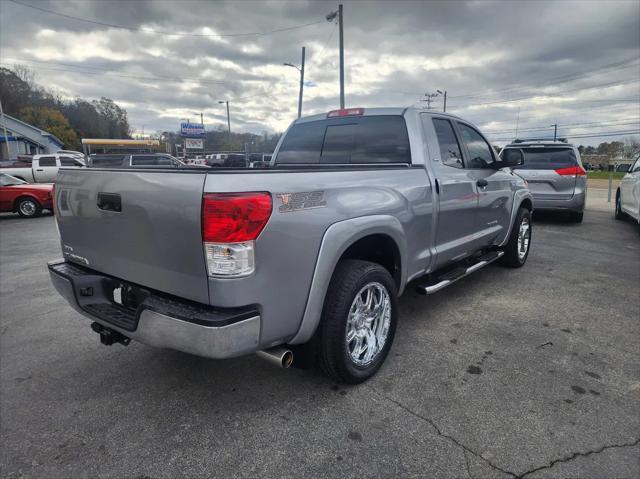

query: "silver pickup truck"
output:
48 107 532 383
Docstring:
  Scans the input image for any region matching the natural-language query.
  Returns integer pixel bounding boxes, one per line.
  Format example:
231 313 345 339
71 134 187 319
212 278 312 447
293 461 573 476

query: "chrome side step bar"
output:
416 250 504 295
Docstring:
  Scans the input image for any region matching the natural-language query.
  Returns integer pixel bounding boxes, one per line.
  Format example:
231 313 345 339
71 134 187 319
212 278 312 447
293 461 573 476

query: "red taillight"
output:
202 192 272 243
555 166 586 176
327 108 364 118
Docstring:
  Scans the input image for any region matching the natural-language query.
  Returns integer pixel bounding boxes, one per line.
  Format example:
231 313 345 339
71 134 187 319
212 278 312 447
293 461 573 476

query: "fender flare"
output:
288 215 407 345
499 190 534 247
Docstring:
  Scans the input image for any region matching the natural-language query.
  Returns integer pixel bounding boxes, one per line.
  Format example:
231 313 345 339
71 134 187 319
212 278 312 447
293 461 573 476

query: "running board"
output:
415 251 504 295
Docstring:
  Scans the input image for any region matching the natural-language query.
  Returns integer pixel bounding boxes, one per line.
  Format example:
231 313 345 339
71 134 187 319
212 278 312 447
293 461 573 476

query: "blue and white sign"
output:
180 122 205 137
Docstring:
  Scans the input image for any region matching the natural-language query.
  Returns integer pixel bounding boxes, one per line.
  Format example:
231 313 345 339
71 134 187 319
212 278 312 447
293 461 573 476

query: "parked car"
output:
48 107 532 383
500 140 587 222
615 155 640 225
0 154 85 183
0 173 53 217
88 153 186 168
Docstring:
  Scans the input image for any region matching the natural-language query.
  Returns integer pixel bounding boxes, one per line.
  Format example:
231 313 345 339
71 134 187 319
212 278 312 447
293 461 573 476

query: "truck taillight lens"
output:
555 166 586 176
202 192 272 277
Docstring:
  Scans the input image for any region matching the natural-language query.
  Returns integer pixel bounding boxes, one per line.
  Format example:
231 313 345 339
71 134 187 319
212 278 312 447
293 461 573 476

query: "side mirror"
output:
500 148 524 167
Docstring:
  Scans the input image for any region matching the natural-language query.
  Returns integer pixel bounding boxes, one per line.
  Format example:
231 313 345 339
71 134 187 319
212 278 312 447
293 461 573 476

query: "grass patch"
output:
587 171 626 180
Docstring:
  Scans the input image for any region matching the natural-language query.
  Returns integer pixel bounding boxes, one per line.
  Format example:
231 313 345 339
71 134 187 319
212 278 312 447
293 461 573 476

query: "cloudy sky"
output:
1 0 639 145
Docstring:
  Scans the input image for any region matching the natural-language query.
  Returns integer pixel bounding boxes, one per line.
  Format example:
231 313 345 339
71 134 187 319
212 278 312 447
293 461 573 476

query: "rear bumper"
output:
48 260 260 359
533 191 586 212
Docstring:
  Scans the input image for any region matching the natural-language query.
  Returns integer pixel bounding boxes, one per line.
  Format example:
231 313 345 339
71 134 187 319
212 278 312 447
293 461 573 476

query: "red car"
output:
0 173 53 218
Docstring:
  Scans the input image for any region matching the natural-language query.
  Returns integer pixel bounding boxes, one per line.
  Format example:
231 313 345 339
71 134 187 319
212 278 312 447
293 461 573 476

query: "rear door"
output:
511 147 579 200
33 156 58 182
54 169 210 303
425 116 479 265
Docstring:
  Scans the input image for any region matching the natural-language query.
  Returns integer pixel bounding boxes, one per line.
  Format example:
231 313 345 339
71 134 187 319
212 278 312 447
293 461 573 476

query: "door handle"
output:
36 169 44 172
477 178 488 188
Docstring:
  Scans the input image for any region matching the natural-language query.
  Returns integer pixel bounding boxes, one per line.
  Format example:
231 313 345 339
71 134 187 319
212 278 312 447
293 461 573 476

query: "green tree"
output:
19 106 79 149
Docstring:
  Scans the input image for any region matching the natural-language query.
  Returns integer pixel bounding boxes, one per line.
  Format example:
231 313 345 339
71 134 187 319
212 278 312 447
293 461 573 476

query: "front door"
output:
33 156 58 182
620 157 640 217
424 115 479 266
455 121 513 247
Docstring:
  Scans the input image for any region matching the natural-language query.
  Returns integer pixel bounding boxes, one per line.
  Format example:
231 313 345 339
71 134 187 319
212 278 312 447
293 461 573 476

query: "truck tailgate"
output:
54 169 210 304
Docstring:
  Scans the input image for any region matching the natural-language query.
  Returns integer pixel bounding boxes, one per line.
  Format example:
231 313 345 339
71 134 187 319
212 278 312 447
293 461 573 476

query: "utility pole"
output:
200 112 204 125
0 99 11 160
551 123 558 141
326 5 344 108
422 92 440 109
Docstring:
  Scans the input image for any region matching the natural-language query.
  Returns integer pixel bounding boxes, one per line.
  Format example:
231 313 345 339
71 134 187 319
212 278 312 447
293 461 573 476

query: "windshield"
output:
0 174 27 186
505 147 577 170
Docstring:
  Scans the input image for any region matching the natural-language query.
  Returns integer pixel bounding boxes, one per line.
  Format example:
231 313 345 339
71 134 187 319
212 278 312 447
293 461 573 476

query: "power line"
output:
448 79 640 108
488 129 640 141
8 0 325 37
448 58 640 100
483 119 640 134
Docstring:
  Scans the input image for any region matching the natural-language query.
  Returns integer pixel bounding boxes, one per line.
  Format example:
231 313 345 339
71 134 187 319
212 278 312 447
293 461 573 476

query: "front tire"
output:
500 207 532 268
317 260 398 384
614 190 625 220
16 197 42 218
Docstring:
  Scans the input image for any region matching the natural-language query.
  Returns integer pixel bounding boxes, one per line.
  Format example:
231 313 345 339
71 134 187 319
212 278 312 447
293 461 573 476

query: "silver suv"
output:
501 140 587 222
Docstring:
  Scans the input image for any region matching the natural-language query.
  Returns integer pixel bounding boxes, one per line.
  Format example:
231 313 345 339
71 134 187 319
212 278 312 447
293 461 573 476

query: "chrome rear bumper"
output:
48 260 260 359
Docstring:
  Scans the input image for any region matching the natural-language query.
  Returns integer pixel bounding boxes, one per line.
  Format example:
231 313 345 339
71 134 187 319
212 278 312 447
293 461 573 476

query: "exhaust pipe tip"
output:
257 346 294 369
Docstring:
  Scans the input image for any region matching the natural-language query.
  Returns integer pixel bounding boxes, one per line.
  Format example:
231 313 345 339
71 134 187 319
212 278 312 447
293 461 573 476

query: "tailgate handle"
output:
97 192 122 212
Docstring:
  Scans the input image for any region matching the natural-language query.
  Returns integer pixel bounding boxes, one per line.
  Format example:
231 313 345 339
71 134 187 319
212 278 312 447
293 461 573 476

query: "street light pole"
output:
298 47 306 118
338 4 344 108
437 90 447 112
219 101 231 133
284 46 306 118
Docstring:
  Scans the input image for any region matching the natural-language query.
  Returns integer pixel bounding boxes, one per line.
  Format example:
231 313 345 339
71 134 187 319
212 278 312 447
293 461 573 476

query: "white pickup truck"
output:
1 154 85 183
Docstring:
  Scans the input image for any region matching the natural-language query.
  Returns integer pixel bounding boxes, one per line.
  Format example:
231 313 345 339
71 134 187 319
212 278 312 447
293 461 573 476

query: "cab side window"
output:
457 123 495 169
432 118 464 169
60 157 82 167
38 157 56 167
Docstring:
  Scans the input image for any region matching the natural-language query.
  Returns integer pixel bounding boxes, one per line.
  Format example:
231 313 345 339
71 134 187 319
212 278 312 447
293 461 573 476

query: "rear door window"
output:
38 157 56 167
511 148 577 170
277 116 411 165
432 118 464 169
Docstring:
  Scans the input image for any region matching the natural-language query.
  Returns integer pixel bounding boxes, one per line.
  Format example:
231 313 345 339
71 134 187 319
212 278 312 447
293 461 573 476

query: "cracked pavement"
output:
1 208 639 478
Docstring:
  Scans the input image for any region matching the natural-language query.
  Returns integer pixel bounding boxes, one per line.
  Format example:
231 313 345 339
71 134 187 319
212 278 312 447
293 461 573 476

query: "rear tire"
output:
16 197 42 218
500 207 532 268
570 211 584 223
317 260 398 384
614 190 625 220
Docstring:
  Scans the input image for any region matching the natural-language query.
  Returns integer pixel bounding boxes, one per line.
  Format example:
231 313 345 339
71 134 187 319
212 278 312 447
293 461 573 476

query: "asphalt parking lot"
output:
1 207 638 479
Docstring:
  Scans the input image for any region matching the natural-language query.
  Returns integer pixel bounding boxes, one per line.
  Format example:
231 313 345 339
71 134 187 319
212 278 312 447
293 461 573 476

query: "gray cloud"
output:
1 0 638 144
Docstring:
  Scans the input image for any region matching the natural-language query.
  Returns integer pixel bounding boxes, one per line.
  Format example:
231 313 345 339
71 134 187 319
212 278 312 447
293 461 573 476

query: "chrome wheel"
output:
517 216 531 261
345 282 391 367
19 200 37 216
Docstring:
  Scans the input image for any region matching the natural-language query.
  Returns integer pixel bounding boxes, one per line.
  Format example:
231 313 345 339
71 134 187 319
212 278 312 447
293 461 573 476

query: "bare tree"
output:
623 136 640 158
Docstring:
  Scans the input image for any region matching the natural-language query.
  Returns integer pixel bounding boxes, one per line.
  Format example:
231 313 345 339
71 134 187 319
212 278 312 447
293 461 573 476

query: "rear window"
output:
276 116 411 165
91 155 125 167
131 155 173 166
507 147 577 170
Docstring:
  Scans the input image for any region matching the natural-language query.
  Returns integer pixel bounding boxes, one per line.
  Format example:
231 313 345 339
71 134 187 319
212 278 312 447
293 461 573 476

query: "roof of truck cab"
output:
294 107 469 124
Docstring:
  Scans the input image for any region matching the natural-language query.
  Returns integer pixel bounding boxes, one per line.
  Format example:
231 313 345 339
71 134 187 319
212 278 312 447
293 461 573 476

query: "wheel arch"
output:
288 215 407 345
12 194 41 212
